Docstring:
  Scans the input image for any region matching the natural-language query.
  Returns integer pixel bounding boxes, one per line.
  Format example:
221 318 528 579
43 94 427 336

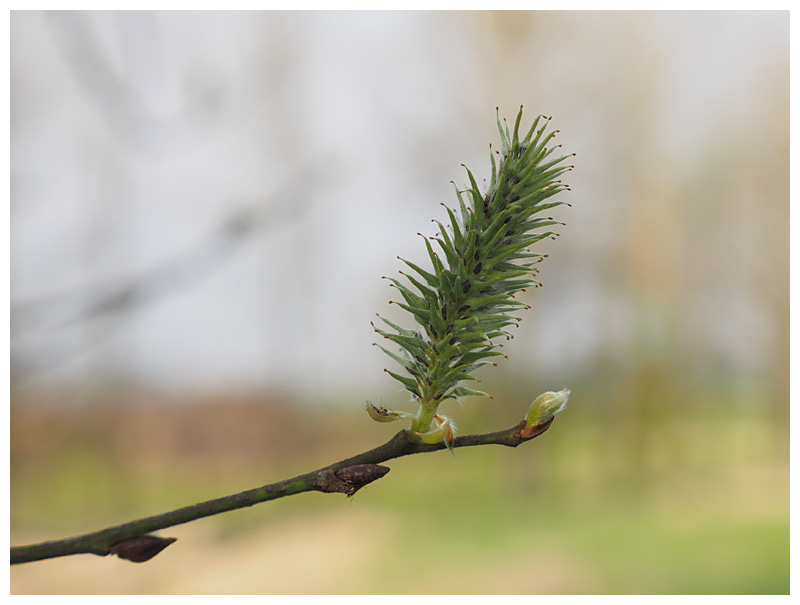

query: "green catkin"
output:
373 107 573 431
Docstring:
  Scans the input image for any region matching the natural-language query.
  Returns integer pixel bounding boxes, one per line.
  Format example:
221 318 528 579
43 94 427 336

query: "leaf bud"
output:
524 388 570 427
365 401 415 423
411 414 457 452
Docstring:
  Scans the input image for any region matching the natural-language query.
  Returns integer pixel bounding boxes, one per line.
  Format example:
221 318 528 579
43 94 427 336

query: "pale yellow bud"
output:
524 389 570 427
412 414 457 450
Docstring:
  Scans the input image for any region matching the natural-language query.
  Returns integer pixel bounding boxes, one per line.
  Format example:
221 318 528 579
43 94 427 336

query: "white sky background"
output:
9 11 789 403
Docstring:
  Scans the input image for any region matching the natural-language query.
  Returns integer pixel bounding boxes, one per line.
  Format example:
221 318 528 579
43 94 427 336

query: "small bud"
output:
335 464 390 496
524 389 570 427
366 401 415 423
109 534 177 563
412 414 457 452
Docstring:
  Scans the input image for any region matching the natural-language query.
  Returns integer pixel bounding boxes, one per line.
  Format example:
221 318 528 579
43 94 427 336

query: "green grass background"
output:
10 378 788 595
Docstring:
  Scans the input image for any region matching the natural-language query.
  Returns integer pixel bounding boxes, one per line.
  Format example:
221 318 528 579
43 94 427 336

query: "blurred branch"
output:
12 209 256 337
11 154 336 382
12 153 330 336
10 416 554 565
46 11 223 152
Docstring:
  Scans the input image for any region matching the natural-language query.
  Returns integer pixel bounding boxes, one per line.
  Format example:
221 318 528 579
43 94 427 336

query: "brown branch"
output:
10 416 554 565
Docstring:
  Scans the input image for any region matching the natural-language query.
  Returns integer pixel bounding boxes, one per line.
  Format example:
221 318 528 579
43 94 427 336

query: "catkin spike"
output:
375 107 572 423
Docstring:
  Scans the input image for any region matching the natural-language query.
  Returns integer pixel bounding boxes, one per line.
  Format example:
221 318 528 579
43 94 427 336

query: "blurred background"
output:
10 10 788 594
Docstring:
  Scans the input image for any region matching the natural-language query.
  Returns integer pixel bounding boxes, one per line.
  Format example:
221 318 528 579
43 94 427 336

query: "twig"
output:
10 417 554 565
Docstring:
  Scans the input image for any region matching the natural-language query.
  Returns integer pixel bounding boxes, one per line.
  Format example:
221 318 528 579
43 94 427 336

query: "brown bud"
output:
335 464 390 495
109 534 177 563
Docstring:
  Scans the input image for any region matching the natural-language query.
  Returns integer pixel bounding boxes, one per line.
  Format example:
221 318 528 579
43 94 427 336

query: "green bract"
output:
372 107 573 437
